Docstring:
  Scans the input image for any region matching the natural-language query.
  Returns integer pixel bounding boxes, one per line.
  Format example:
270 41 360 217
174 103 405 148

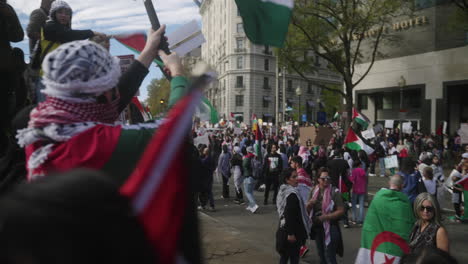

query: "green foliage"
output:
146 77 170 116
279 0 407 127
321 85 343 119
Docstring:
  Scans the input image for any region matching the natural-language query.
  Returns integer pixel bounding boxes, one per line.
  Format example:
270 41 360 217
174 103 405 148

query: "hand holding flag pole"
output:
143 0 172 80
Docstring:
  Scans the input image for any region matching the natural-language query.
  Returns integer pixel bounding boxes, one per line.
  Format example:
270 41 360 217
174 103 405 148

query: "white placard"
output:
402 122 413 134
459 123 468 144
268 122 273 126
287 125 293 135
194 133 210 147
385 120 394 129
443 121 447 134
234 127 242 135
361 129 376 139
167 20 206 57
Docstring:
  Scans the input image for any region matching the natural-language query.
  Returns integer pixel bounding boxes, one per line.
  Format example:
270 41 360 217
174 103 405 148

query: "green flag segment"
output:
355 188 414 264
344 127 374 154
235 0 294 47
353 108 369 130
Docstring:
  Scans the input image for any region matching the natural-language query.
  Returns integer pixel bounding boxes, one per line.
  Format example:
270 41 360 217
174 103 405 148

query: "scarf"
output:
297 168 313 187
298 146 310 164
276 184 311 233
311 185 334 246
29 96 120 128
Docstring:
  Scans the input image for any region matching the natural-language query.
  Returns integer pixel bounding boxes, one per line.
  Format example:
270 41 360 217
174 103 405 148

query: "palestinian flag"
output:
455 176 468 220
353 108 370 130
355 188 414 264
121 87 203 263
235 0 294 47
195 97 219 124
131 97 152 121
344 127 374 154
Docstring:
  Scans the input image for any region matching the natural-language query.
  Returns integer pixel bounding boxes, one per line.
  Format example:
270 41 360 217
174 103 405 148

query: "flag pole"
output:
143 0 172 80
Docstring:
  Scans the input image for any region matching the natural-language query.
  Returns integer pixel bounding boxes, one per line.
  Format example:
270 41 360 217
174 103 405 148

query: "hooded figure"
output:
17 27 190 183
27 0 54 53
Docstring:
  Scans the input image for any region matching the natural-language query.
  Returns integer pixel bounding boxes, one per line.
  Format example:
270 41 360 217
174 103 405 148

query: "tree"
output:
146 77 170 116
279 0 407 128
321 85 343 120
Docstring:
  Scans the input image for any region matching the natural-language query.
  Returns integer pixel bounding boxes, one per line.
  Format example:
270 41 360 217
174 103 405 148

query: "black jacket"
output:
43 20 94 44
284 194 307 242
263 152 283 176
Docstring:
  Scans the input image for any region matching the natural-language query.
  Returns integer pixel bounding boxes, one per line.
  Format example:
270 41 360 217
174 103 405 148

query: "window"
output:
236 76 244 88
263 98 269 108
237 56 243 69
382 93 393 110
235 95 244 106
403 89 421 108
236 38 243 49
264 45 271 55
237 8 241 16
264 59 269 71
358 94 368 110
314 55 321 67
287 80 293 91
307 83 313 94
263 77 270 89
236 23 244 33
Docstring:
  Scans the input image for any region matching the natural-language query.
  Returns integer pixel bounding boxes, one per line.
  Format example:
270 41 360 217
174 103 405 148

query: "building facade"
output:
353 1 468 134
199 0 341 124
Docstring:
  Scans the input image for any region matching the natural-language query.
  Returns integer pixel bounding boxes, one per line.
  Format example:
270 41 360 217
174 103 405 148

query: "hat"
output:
41 40 121 99
246 146 254 153
50 0 72 17
462 153 468 159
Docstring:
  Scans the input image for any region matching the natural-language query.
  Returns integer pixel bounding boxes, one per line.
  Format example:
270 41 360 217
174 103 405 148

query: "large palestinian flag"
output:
235 0 294 47
355 188 414 264
353 107 370 130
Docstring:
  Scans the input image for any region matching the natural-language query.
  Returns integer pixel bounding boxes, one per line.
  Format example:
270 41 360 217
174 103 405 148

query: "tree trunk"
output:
344 80 354 131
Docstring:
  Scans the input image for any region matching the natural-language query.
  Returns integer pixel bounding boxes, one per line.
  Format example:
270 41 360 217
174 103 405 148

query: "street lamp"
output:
398 76 406 141
296 86 302 124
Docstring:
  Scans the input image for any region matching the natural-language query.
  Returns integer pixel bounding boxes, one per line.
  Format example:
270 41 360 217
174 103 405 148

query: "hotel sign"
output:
353 16 429 40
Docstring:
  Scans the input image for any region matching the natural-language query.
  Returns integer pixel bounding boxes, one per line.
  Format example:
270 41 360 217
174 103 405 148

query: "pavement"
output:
199 167 468 264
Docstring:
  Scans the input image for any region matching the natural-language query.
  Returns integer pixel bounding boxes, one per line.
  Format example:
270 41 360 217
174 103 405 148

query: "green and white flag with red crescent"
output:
355 188 414 264
235 0 294 47
344 127 374 154
353 108 369 130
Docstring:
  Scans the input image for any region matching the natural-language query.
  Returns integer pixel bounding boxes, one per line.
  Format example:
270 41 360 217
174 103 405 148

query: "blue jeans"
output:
378 157 386 176
352 193 365 224
243 177 257 208
315 224 340 264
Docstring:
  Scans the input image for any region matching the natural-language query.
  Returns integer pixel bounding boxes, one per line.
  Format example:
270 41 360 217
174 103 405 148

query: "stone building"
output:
199 0 341 124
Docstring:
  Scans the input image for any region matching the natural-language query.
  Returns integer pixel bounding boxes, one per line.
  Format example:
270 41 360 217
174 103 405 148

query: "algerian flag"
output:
344 127 374 154
353 108 369 130
235 0 294 47
355 188 414 264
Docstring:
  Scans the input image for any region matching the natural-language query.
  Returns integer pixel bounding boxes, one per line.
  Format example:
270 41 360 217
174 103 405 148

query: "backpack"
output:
251 157 263 180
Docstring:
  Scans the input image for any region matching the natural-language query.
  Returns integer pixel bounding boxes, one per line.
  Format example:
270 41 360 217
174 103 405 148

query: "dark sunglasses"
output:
420 206 434 213
319 177 330 181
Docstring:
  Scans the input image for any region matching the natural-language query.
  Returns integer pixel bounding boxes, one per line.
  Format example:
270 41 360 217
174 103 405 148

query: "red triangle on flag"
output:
344 127 359 144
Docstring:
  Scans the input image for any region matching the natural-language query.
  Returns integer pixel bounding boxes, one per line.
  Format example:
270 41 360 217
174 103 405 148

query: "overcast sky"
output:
9 0 202 102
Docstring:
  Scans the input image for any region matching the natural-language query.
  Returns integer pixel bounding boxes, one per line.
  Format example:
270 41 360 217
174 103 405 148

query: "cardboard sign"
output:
361 128 376 139
385 120 394 129
167 20 206 57
299 127 316 147
314 127 335 146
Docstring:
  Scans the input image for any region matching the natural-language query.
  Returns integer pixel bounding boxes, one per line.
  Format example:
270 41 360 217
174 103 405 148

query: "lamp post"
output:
278 67 286 124
296 86 302 125
397 76 406 142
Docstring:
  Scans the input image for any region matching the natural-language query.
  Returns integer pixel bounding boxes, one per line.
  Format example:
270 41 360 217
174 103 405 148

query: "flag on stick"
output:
355 188 414 264
235 0 294 47
344 127 374 154
120 85 203 263
353 108 370 130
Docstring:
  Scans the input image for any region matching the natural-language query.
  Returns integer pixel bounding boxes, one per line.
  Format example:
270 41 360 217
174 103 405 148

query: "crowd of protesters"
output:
192 121 467 263
1 1 467 263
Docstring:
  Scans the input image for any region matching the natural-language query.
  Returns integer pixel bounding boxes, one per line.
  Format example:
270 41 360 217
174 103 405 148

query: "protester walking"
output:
263 144 283 205
276 168 311 264
350 160 366 226
231 146 244 204
306 168 345 264
243 146 259 213
218 145 232 199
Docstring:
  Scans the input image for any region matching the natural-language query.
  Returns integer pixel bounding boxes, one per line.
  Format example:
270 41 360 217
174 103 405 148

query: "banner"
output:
361 128 376 139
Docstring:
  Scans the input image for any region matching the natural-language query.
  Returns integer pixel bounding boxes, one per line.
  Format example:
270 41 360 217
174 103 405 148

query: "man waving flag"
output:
235 0 294 47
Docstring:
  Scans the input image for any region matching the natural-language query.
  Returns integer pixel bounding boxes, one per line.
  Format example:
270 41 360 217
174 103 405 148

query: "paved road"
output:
200 175 467 264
